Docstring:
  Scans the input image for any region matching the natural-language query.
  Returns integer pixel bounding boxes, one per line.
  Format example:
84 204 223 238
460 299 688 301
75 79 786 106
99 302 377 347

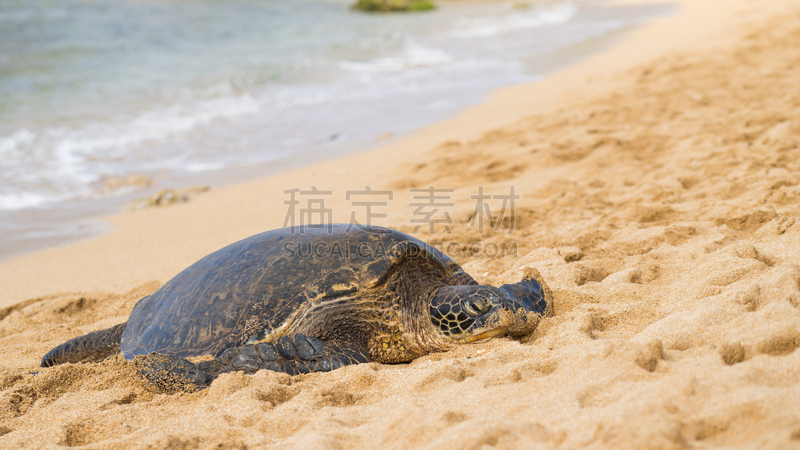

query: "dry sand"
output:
3 0 800 447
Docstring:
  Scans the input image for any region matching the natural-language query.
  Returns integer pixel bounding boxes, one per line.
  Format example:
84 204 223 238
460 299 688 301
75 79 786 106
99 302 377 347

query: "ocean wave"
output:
338 42 453 73
0 192 61 211
291 94 333 106
186 161 227 173
450 3 578 39
88 94 261 153
0 128 32 154
0 93 261 211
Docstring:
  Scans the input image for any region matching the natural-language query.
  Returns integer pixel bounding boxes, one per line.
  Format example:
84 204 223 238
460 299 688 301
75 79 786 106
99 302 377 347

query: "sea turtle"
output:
41 225 552 391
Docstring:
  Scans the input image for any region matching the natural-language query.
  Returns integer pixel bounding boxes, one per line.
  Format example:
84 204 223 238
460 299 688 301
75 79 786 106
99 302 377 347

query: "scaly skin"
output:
135 334 369 392
41 323 127 367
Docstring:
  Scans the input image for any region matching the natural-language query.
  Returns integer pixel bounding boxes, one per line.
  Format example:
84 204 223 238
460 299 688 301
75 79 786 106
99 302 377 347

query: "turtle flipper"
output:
134 334 370 391
41 322 128 367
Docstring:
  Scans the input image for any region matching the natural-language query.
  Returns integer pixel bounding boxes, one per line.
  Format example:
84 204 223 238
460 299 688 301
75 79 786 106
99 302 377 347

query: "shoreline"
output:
0 0 777 307
0 0 657 264
0 0 780 306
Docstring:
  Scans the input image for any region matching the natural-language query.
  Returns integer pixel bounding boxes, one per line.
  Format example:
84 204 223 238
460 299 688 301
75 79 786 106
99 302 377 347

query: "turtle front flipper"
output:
41 322 128 367
134 334 370 391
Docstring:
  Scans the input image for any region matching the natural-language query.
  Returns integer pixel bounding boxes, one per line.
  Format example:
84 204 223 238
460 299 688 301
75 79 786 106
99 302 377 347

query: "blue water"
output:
0 0 673 259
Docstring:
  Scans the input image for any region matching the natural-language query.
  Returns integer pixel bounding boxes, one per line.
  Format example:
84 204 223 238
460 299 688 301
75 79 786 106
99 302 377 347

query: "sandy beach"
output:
3 0 800 447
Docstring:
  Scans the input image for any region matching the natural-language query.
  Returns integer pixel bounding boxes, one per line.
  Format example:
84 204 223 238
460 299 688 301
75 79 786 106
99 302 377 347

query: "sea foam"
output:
450 4 577 38
338 41 453 73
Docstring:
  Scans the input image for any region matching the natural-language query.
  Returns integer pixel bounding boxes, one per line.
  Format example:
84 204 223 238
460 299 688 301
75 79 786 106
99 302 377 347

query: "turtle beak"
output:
462 326 508 343
458 306 515 343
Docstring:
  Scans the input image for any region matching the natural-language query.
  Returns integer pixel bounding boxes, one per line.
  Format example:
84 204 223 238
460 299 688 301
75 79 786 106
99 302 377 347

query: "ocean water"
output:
0 0 673 260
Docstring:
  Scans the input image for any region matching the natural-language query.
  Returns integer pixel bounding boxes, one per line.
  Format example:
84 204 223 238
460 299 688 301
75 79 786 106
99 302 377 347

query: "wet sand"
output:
2 0 800 447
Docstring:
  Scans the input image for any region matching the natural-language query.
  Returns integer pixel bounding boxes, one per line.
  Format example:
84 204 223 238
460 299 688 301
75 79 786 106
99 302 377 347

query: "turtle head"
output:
429 269 551 343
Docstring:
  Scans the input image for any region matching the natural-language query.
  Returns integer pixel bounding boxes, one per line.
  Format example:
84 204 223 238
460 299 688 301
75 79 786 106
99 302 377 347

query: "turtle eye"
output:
463 298 489 316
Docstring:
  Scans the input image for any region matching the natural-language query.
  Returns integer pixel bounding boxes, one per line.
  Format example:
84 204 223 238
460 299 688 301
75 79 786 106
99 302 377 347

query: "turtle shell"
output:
120 225 461 359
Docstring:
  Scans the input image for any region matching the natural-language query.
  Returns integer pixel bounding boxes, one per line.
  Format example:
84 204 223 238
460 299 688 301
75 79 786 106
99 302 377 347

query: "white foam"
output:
339 41 453 73
291 94 333 106
0 192 57 211
186 161 227 172
0 129 33 154
0 93 261 211
87 94 261 152
450 3 577 38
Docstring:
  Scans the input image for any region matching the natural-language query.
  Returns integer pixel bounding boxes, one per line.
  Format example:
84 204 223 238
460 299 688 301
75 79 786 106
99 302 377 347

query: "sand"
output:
2 0 800 447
